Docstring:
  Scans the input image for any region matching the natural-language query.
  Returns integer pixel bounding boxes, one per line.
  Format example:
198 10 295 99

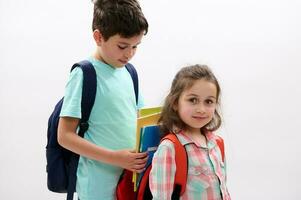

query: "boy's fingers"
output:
129 150 147 156
140 155 148 163
136 152 148 158
134 164 146 171
135 156 148 165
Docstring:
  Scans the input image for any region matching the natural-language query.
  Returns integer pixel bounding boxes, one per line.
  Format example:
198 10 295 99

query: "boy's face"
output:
94 31 144 68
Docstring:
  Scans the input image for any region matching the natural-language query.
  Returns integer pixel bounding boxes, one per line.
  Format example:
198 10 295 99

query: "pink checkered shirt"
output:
149 131 231 200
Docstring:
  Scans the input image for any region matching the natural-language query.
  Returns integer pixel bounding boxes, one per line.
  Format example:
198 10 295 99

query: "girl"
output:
149 65 231 200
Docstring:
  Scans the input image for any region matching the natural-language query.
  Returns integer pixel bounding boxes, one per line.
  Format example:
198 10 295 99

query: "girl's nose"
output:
196 105 205 113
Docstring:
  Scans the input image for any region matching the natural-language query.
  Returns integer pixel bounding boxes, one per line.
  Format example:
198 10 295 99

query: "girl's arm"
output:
149 140 176 199
57 116 148 173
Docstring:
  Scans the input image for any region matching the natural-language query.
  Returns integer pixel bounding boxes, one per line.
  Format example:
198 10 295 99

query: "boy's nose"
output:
125 49 135 59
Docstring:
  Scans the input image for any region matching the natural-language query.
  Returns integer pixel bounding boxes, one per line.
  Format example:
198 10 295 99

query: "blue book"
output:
140 125 161 167
137 125 161 186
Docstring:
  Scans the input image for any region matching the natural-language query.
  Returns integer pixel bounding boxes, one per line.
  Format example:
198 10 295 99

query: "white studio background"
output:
1 0 301 199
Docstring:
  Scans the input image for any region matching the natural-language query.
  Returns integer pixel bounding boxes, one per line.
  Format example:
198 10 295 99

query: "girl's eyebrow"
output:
186 93 198 97
186 93 216 99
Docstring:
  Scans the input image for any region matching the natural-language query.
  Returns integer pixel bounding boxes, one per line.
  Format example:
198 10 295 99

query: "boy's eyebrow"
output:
118 41 141 46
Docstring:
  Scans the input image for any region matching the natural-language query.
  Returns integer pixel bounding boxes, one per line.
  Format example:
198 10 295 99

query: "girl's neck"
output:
184 129 207 147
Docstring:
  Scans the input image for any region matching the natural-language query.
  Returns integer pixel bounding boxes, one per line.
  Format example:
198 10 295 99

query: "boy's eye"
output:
118 45 127 50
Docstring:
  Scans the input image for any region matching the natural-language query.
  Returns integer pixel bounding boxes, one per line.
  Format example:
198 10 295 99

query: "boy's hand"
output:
112 150 148 173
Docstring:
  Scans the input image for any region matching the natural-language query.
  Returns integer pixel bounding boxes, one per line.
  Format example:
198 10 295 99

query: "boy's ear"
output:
93 29 103 46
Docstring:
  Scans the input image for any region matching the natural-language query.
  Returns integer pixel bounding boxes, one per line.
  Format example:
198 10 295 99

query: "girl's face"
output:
176 79 217 134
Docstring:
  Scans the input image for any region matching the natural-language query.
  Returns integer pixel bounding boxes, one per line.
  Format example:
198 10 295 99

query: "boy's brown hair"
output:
92 0 148 41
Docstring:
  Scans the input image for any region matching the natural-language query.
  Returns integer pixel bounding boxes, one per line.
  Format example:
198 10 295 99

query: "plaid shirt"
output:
149 131 231 200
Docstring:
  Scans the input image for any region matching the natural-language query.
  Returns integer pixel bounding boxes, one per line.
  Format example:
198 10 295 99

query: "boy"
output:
57 0 149 199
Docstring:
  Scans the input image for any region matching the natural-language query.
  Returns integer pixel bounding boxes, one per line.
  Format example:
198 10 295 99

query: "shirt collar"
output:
176 130 218 149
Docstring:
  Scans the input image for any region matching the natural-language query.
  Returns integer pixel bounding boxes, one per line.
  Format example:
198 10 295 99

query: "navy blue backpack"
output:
46 60 139 200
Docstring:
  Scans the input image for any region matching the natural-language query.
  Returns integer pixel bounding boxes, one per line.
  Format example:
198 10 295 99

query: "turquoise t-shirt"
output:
60 57 144 200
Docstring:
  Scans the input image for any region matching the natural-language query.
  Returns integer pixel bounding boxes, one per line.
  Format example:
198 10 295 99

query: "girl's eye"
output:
205 99 215 105
188 98 198 104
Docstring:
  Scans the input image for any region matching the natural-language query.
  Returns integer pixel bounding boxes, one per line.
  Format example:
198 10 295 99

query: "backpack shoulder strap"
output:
215 135 225 162
67 60 96 200
162 133 188 196
71 60 97 137
125 63 138 105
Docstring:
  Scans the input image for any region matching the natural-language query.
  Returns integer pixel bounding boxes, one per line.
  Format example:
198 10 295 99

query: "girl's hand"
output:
112 149 148 173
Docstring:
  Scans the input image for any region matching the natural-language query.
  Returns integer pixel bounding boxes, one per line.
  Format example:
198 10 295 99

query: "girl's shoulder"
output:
156 132 187 156
156 138 176 157
158 138 176 149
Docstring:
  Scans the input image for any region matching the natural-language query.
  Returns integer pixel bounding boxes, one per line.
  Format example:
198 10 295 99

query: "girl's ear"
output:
172 101 178 112
93 29 103 46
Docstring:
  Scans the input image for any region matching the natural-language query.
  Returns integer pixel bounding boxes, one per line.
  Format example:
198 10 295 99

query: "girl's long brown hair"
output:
158 64 222 137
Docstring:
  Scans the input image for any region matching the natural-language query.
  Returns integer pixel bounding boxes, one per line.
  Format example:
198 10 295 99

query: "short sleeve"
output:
60 67 83 118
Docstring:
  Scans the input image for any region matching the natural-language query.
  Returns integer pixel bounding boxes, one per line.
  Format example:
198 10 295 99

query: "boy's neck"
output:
92 52 120 70
93 52 105 63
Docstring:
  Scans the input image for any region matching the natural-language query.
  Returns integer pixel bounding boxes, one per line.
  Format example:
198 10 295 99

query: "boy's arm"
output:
58 117 148 173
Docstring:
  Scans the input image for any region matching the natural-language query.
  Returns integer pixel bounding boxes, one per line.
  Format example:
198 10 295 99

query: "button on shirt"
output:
149 131 231 200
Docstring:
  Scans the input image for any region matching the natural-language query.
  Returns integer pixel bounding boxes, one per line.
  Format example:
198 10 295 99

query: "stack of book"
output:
133 106 162 191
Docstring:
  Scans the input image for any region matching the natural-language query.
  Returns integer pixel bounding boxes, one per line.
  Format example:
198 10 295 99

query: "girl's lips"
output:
192 116 207 120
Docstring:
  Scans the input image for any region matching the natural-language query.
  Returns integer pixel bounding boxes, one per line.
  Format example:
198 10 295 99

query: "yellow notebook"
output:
139 106 162 117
